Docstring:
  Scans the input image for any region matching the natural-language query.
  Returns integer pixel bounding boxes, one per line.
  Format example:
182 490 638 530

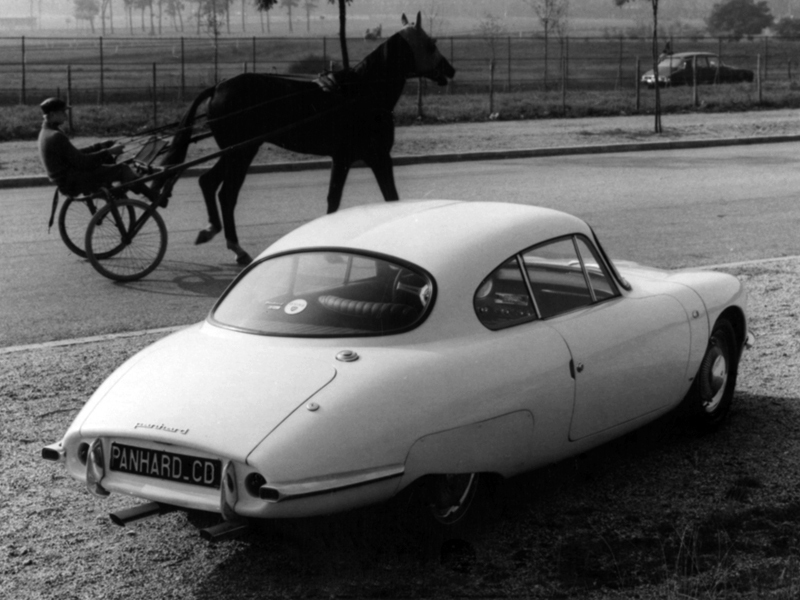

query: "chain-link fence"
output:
1 34 797 106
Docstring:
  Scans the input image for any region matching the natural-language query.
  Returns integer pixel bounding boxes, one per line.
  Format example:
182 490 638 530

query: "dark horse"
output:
159 12 455 265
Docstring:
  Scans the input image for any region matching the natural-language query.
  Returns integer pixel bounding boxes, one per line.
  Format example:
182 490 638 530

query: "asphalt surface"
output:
3 134 800 348
3 132 800 190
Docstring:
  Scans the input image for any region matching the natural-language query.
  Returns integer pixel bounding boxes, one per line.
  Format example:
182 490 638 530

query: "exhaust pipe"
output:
110 502 174 526
200 519 250 542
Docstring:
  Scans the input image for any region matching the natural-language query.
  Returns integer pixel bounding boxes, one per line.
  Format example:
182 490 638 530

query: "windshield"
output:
212 251 434 337
658 56 685 68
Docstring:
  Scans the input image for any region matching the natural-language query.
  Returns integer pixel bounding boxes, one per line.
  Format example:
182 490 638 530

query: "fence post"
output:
789 58 792 81
252 36 257 73
562 35 569 112
449 36 454 93
692 54 699 107
67 65 73 132
152 63 158 126
181 37 185 101
561 50 567 115
99 36 104 105
617 35 623 90
323 37 327 66
417 78 424 119
764 36 768 80
489 59 495 115
635 57 640 112
507 36 511 91
757 54 762 104
20 36 26 105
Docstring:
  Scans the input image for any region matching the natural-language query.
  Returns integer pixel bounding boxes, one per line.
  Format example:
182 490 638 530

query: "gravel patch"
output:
2 258 799 599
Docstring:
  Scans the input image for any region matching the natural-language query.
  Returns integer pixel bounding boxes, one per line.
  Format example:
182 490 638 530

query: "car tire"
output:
395 473 496 544
686 318 739 431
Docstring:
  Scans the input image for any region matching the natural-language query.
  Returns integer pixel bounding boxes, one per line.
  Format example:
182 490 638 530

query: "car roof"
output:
670 52 716 58
260 200 593 278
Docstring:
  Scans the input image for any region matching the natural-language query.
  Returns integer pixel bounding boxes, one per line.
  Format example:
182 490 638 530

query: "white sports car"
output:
43 200 751 539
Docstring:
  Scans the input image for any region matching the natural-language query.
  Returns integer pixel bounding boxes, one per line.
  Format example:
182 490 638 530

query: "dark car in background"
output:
641 52 754 88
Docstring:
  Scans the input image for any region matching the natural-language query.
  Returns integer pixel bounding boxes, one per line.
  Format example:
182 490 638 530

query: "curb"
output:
4 134 800 190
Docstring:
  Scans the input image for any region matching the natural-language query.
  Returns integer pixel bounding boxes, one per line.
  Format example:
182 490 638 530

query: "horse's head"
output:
397 12 455 86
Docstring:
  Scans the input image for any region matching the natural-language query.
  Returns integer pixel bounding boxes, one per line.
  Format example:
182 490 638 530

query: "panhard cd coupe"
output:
641 52 754 87
43 201 751 539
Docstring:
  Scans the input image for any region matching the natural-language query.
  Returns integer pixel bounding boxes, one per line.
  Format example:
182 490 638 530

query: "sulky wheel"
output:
85 198 167 282
59 194 136 259
687 317 740 430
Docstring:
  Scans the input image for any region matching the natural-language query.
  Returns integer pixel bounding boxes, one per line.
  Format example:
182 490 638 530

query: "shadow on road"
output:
183 390 800 598
115 259 244 298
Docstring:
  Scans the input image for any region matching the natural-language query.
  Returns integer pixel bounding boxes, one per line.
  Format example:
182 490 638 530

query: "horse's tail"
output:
151 84 215 195
160 84 216 169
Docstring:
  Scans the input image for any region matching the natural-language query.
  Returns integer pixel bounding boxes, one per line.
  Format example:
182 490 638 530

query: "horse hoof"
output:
195 228 218 245
236 252 253 266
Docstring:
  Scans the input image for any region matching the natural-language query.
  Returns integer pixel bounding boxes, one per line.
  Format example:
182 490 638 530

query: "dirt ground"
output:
4 108 800 180
1 258 799 599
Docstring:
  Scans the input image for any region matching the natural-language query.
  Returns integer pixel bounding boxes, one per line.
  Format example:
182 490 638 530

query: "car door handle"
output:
569 360 585 378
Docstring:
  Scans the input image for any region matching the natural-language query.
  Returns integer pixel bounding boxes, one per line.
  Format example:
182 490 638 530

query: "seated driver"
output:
37 97 159 202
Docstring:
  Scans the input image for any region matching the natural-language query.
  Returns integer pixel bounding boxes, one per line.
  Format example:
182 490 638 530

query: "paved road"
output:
2 142 799 347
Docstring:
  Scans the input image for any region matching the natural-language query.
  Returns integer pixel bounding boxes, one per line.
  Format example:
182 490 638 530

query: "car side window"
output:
474 257 537 330
574 237 618 301
708 56 719 67
522 238 593 319
474 236 622 329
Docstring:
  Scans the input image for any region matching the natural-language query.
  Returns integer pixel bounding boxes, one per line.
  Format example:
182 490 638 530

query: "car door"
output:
521 236 692 441
693 55 711 84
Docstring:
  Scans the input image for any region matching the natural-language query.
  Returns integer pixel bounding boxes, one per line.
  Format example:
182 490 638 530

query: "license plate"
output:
109 442 221 489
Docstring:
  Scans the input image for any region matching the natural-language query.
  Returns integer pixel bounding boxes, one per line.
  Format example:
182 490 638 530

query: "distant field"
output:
1 33 799 107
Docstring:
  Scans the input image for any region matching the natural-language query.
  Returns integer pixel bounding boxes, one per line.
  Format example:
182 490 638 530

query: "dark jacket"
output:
38 122 114 185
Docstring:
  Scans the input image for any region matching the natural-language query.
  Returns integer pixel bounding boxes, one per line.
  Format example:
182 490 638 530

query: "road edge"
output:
3 133 800 190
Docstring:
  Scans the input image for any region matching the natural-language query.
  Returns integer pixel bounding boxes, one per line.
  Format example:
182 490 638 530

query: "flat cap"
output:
40 97 70 114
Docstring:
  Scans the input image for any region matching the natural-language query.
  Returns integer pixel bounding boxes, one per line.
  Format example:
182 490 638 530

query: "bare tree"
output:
422 0 447 35
255 0 352 68
74 0 100 32
615 0 662 133
281 0 297 32
477 12 506 61
303 0 317 32
519 0 569 90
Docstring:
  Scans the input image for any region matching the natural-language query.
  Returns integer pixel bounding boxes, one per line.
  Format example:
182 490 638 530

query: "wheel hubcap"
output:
703 346 728 413
429 473 477 525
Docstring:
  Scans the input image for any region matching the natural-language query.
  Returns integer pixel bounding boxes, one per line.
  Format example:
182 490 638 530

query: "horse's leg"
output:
366 152 400 202
218 146 259 265
326 158 352 214
195 158 226 244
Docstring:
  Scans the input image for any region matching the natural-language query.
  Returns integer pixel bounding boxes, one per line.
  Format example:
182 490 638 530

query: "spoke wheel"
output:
59 196 136 259
85 198 167 282
427 473 480 526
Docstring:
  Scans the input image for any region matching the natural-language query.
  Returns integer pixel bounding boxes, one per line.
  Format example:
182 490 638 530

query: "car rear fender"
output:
399 410 535 488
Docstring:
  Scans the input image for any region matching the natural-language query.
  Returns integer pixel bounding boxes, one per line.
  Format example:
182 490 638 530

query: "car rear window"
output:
211 251 434 337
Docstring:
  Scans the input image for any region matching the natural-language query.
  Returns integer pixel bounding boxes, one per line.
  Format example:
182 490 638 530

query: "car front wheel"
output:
688 318 739 430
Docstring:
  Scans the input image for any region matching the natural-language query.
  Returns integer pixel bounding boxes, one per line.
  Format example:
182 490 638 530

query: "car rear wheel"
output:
427 473 480 525
687 318 739 430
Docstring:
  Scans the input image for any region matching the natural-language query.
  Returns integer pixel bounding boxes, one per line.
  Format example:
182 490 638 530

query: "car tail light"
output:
78 442 90 465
